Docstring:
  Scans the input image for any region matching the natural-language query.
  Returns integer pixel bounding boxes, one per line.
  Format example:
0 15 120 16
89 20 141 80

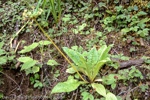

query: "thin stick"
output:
15 41 21 53
10 20 30 48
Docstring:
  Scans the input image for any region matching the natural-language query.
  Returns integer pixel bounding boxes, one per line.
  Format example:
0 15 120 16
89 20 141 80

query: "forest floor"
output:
0 0 150 100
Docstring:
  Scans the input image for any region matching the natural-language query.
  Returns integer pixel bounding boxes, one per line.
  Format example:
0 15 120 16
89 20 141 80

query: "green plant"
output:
111 53 130 61
0 1 25 28
130 48 136 52
41 0 61 23
35 0 49 27
51 0 61 23
81 91 94 100
0 93 3 99
101 5 150 38
18 40 52 75
0 42 16 65
47 60 60 78
18 56 39 75
102 74 125 89
71 23 87 34
19 40 51 53
51 45 117 99
47 59 59 66
0 42 7 65
140 84 149 92
30 73 43 89
119 66 143 84
62 14 71 24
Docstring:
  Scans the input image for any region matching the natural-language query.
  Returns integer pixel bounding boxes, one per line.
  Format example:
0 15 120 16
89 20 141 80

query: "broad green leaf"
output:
130 26 139 32
99 2 106 8
121 28 130 33
111 83 116 89
39 41 51 45
78 23 87 31
82 51 88 56
91 83 106 97
0 42 4 49
86 47 99 80
140 18 150 23
103 74 125 85
63 47 86 68
75 73 80 79
93 7 98 11
21 60 37 70
137 11 147 16
81 92 94 100
7 55 15 61
0 93 3 98
98 45 111 61
18 57 33 63
103 74 117 85
0 56 7 65
72 29 79 34
35 73 40 79
87 47 98 68
145 60 150 64
0 49 5 56
92 60 108 81
106 92 117 100
66 67 76 74
106 10 113 14
71 46 78 51
51 76 85 94
25 68 33 75
47 60 59 66
66 66 88 76
62 17 71 23
32 66 40 73
34 80 43 88
19 43 39 53
79 46 83 52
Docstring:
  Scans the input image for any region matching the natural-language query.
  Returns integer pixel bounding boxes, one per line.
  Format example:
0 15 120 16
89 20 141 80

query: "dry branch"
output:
119 59 146 69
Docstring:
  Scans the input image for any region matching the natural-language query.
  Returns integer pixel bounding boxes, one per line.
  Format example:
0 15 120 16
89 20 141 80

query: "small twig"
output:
113 49 118 55
41 68 44 83
119 59 146 69
74 89 78 100
127 85 141 93
8 87 18 95
19 72 24 89
30 52 33 58
117 91 127 96
15 41 21 53
118 85 141 96
12 20 19 49
103 67 113 76
117 86 131 96
10 20 30 48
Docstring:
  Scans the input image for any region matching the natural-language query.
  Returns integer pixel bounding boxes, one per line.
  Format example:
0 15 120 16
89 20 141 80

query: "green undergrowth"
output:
0 0 150 100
